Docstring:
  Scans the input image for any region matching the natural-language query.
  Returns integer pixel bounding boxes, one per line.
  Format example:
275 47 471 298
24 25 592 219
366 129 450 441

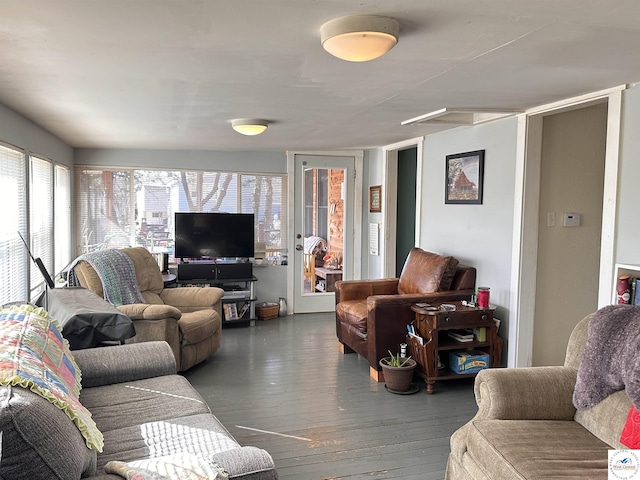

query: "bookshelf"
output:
176 276 258 327
409 301 502 394
613 263 640 305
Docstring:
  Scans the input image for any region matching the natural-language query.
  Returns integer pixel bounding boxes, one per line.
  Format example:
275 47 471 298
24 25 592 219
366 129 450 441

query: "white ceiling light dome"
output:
231 118 269 136
320 15 400 62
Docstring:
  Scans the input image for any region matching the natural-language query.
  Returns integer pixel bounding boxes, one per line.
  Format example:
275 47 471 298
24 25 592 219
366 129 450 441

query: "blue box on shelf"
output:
449 350 490 374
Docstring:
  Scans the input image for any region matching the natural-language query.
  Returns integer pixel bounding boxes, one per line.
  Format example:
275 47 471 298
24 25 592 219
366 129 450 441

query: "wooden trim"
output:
370 366 384 382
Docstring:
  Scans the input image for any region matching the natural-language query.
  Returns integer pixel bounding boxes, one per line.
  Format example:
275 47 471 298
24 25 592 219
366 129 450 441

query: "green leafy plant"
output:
383 350 412 367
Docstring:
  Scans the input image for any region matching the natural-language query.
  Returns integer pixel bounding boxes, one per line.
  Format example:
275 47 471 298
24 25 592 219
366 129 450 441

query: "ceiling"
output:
2 0 640 152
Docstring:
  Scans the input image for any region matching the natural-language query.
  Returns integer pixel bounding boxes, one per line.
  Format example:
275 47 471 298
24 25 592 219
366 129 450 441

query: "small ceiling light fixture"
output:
320 15 399 62
231 118 269 136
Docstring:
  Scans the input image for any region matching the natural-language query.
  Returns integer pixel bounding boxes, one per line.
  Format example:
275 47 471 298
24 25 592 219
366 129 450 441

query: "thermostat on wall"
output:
563 212 581 227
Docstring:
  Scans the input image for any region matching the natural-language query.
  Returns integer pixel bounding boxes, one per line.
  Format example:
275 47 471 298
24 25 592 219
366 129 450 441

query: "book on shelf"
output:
238 302 250 319
223 303 239 320
448 329 474 342
473 327 487 342
621 277 640 305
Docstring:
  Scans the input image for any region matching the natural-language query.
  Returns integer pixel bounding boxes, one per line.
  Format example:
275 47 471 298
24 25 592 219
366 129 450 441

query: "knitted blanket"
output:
0 304 103 451
573 305 640 410
68 249 145 306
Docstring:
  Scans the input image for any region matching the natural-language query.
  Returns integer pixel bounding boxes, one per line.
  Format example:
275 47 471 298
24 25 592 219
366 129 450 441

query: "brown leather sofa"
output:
72 247 224 371
335 248 476 381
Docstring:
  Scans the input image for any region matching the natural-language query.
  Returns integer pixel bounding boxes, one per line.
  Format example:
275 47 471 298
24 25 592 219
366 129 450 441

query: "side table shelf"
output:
410 301 502 394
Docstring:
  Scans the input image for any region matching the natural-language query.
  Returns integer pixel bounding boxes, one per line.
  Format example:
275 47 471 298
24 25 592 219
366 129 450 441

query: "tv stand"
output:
177 261 257 327
177 261 252 281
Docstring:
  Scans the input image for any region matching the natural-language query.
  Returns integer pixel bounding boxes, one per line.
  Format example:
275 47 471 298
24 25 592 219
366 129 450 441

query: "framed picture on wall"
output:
445 150 485 205
369 185 382 212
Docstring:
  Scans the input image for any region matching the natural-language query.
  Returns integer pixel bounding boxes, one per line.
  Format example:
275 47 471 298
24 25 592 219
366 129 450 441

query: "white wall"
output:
616 84 640 264
419 118 519 357
365 148 384 279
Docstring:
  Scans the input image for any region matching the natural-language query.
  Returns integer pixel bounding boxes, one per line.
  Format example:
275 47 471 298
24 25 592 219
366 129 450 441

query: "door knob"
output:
296 245 303 251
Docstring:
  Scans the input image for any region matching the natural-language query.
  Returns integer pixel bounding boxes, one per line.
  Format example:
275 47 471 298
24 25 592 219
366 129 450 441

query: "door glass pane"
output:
301 167 344 295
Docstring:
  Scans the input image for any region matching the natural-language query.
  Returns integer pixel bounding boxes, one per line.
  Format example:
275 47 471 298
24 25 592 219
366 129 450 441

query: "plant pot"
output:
379 357 417 392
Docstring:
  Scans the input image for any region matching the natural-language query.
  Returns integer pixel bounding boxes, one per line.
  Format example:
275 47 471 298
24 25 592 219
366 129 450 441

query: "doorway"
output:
510 86 623 368
395 147 417 276
290 153 359 313
382 137 424 278
532 103 607 366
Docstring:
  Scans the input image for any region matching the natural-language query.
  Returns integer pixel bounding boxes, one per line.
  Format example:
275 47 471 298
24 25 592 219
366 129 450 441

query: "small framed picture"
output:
445 150 485 205
369 185 382 212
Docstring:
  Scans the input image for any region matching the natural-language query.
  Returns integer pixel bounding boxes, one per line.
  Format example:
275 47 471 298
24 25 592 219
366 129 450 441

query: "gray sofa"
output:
0 341 277 479
446 311 631 479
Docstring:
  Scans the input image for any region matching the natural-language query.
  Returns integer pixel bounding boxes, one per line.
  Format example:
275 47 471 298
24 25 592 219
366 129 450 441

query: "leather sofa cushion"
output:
398 248 459 294
465 419 608 479
336 300 368 336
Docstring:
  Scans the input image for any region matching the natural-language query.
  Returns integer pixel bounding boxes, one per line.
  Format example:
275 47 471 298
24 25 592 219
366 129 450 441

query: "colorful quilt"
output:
0 304 104 451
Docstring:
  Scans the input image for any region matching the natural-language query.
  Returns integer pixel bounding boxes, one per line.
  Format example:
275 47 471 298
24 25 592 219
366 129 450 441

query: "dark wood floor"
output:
183 313 478 480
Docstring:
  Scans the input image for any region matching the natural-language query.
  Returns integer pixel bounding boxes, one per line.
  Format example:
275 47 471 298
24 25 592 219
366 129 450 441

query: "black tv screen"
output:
175 213 255 259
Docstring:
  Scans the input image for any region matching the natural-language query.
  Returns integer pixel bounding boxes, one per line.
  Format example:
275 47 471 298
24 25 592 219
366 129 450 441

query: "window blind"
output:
29 156 54 294
0 143 27 304
54 164 71 274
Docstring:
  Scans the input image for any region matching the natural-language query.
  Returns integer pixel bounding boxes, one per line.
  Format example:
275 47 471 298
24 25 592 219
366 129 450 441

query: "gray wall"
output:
75 148 287 173
0 103 73 167
0 102 75 262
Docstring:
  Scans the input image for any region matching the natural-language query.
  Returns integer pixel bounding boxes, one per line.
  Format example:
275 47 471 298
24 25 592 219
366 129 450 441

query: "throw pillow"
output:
398 248 458 294
0 303 103 452
620 405 640 449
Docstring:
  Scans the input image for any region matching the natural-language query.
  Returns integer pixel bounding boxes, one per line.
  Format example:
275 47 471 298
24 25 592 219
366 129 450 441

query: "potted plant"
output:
379 350 417 393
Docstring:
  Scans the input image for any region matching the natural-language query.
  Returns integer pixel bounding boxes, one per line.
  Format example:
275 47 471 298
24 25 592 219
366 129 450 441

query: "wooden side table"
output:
408 301 502 394
314 267 342 292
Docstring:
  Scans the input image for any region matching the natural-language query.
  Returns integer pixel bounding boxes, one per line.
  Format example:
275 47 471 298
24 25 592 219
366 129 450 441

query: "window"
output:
0 145 71 305
76 168 287 261
54 164 71 274
29 156 54 296
303 168 328 239
0 144 28 304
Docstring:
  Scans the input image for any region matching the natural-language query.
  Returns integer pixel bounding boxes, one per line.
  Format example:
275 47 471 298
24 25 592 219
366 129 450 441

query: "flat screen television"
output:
174 212 255 259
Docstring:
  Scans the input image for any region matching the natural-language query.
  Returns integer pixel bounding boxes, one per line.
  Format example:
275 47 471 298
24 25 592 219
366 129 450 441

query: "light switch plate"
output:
547 212 556 227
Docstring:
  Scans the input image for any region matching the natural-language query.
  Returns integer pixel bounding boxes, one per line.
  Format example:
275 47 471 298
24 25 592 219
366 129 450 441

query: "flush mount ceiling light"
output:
231 118 268 136
401 108 523 126
320 15 400 62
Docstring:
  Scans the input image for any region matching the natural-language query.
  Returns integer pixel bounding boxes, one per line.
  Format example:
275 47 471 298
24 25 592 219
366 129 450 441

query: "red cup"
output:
477 287 490 308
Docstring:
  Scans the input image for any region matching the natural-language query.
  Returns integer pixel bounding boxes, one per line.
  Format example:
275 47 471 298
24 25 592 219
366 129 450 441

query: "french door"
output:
291 153 357 313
